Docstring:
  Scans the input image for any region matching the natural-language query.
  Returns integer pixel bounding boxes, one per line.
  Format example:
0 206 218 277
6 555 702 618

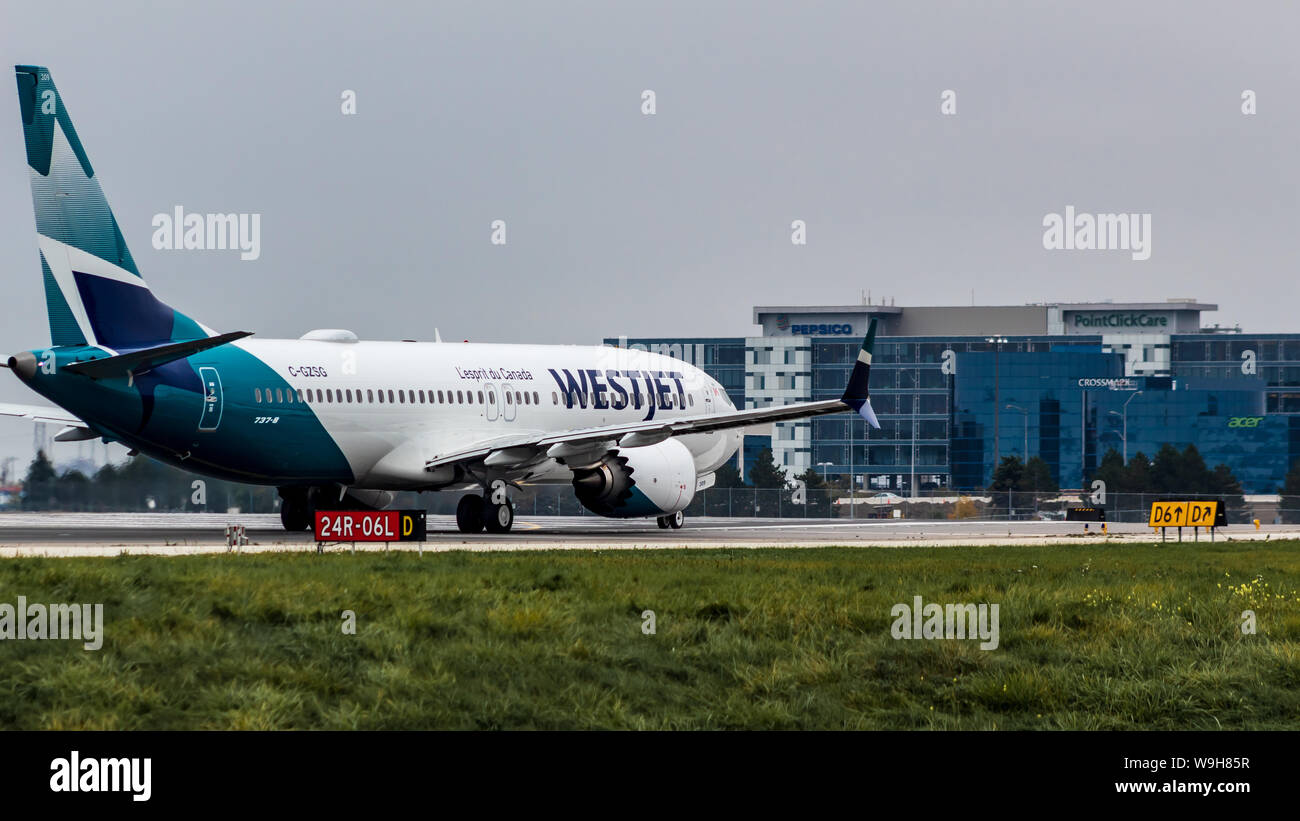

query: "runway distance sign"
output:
314 510 427 542
1066 507 1106 522
1148 501 1225 529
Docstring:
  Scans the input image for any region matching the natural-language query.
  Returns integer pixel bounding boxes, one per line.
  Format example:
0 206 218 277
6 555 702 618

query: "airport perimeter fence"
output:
6 485 1288 526
415 486 1282 526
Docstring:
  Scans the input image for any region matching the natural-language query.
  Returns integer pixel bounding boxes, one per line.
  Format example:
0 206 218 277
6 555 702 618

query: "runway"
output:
0 512 1294 556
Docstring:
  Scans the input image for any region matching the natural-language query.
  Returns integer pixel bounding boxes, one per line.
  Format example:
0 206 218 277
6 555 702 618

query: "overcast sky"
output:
1 1 1297 471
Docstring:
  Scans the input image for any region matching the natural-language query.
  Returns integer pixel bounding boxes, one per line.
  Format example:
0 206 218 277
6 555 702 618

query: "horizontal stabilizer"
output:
63 331 252 379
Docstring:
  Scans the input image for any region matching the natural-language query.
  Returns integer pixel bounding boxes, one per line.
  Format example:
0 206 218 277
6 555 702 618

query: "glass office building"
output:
605 299 1300 493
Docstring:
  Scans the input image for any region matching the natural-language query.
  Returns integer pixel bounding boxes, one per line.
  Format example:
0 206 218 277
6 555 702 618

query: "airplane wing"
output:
0 402 88 428
0 401 99 441
425 319 881 472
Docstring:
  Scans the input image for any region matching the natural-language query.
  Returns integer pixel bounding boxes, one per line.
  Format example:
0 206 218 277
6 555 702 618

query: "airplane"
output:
0 65 880 534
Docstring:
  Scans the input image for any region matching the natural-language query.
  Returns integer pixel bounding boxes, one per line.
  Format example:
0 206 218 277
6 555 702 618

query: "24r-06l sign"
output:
314 510 427 542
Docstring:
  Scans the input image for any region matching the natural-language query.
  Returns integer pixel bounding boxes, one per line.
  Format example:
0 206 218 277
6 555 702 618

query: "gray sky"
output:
1 1 1298 472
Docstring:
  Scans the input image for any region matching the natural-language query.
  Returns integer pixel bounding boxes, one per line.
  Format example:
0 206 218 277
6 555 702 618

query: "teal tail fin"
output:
15 65 207 349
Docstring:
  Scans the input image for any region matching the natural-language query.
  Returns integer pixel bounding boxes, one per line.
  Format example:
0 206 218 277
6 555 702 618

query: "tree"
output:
795 466 832 517
1021 456 1058 494
1125 451 1152 494
988 455 1024 492
1209 463 1247 523
21 450 57 510
747 448 788 489
56 470 90 511
1179 444 1214 494
711 461 745 488
1150 444 1185 494
988 455 1024 517
1092 448 1127 494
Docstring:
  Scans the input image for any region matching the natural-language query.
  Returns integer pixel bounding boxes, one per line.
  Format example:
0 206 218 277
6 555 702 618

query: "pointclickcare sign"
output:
1070 312 1169 329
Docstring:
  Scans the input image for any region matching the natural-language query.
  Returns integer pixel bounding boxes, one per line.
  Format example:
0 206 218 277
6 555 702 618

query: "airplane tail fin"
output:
14 65 208 350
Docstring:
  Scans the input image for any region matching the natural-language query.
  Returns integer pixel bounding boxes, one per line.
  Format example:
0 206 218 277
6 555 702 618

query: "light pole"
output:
986 336 1008 480
816 461 833 514
1108 390 1143 463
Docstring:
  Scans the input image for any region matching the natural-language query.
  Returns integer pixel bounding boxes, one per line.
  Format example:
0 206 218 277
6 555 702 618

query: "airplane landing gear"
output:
484 499 514 533
458 479 514 534
278 488 313 531
656 511 684 529
456 494 485 533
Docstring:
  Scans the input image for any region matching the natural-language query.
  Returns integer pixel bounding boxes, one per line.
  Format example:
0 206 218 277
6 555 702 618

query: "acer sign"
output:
314 510 427 542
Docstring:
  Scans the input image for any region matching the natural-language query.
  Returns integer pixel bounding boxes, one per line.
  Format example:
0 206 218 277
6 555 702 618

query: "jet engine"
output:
571 438 697 518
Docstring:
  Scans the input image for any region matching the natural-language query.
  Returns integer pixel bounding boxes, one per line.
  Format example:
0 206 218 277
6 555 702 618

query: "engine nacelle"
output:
571 439 697 518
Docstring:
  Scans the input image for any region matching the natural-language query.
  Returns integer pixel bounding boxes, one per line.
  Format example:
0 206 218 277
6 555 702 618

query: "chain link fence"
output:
412 486 1290 525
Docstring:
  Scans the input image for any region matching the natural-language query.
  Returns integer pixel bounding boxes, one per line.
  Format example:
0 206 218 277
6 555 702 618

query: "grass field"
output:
1 541 1299 730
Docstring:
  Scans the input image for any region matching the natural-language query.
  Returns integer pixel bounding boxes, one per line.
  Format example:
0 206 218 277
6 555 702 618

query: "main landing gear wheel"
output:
484 500 514 533
280 496 312 532
456 494 485 533
657 511 685 529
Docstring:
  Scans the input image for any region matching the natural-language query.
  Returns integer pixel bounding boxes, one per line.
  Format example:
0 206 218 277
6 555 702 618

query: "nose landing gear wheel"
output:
456 494 485 533
484 500 514 533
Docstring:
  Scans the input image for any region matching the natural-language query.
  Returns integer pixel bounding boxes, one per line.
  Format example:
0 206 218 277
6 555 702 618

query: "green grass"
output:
2 541 1299 729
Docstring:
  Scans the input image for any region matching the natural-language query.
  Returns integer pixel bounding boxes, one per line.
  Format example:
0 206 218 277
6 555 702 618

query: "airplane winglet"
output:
841 318 880 429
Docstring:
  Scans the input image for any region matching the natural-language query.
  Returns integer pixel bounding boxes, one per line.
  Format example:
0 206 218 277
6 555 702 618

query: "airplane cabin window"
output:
488 391 495 403
387 390 395 403
533 391 539 405
688 394 694 406
295 389 303 402
254 388 262 403
437 390 444 403
419 390 426 403
456 390 463 403
275 389 283 404
552 392 558 405
477 391 484 403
